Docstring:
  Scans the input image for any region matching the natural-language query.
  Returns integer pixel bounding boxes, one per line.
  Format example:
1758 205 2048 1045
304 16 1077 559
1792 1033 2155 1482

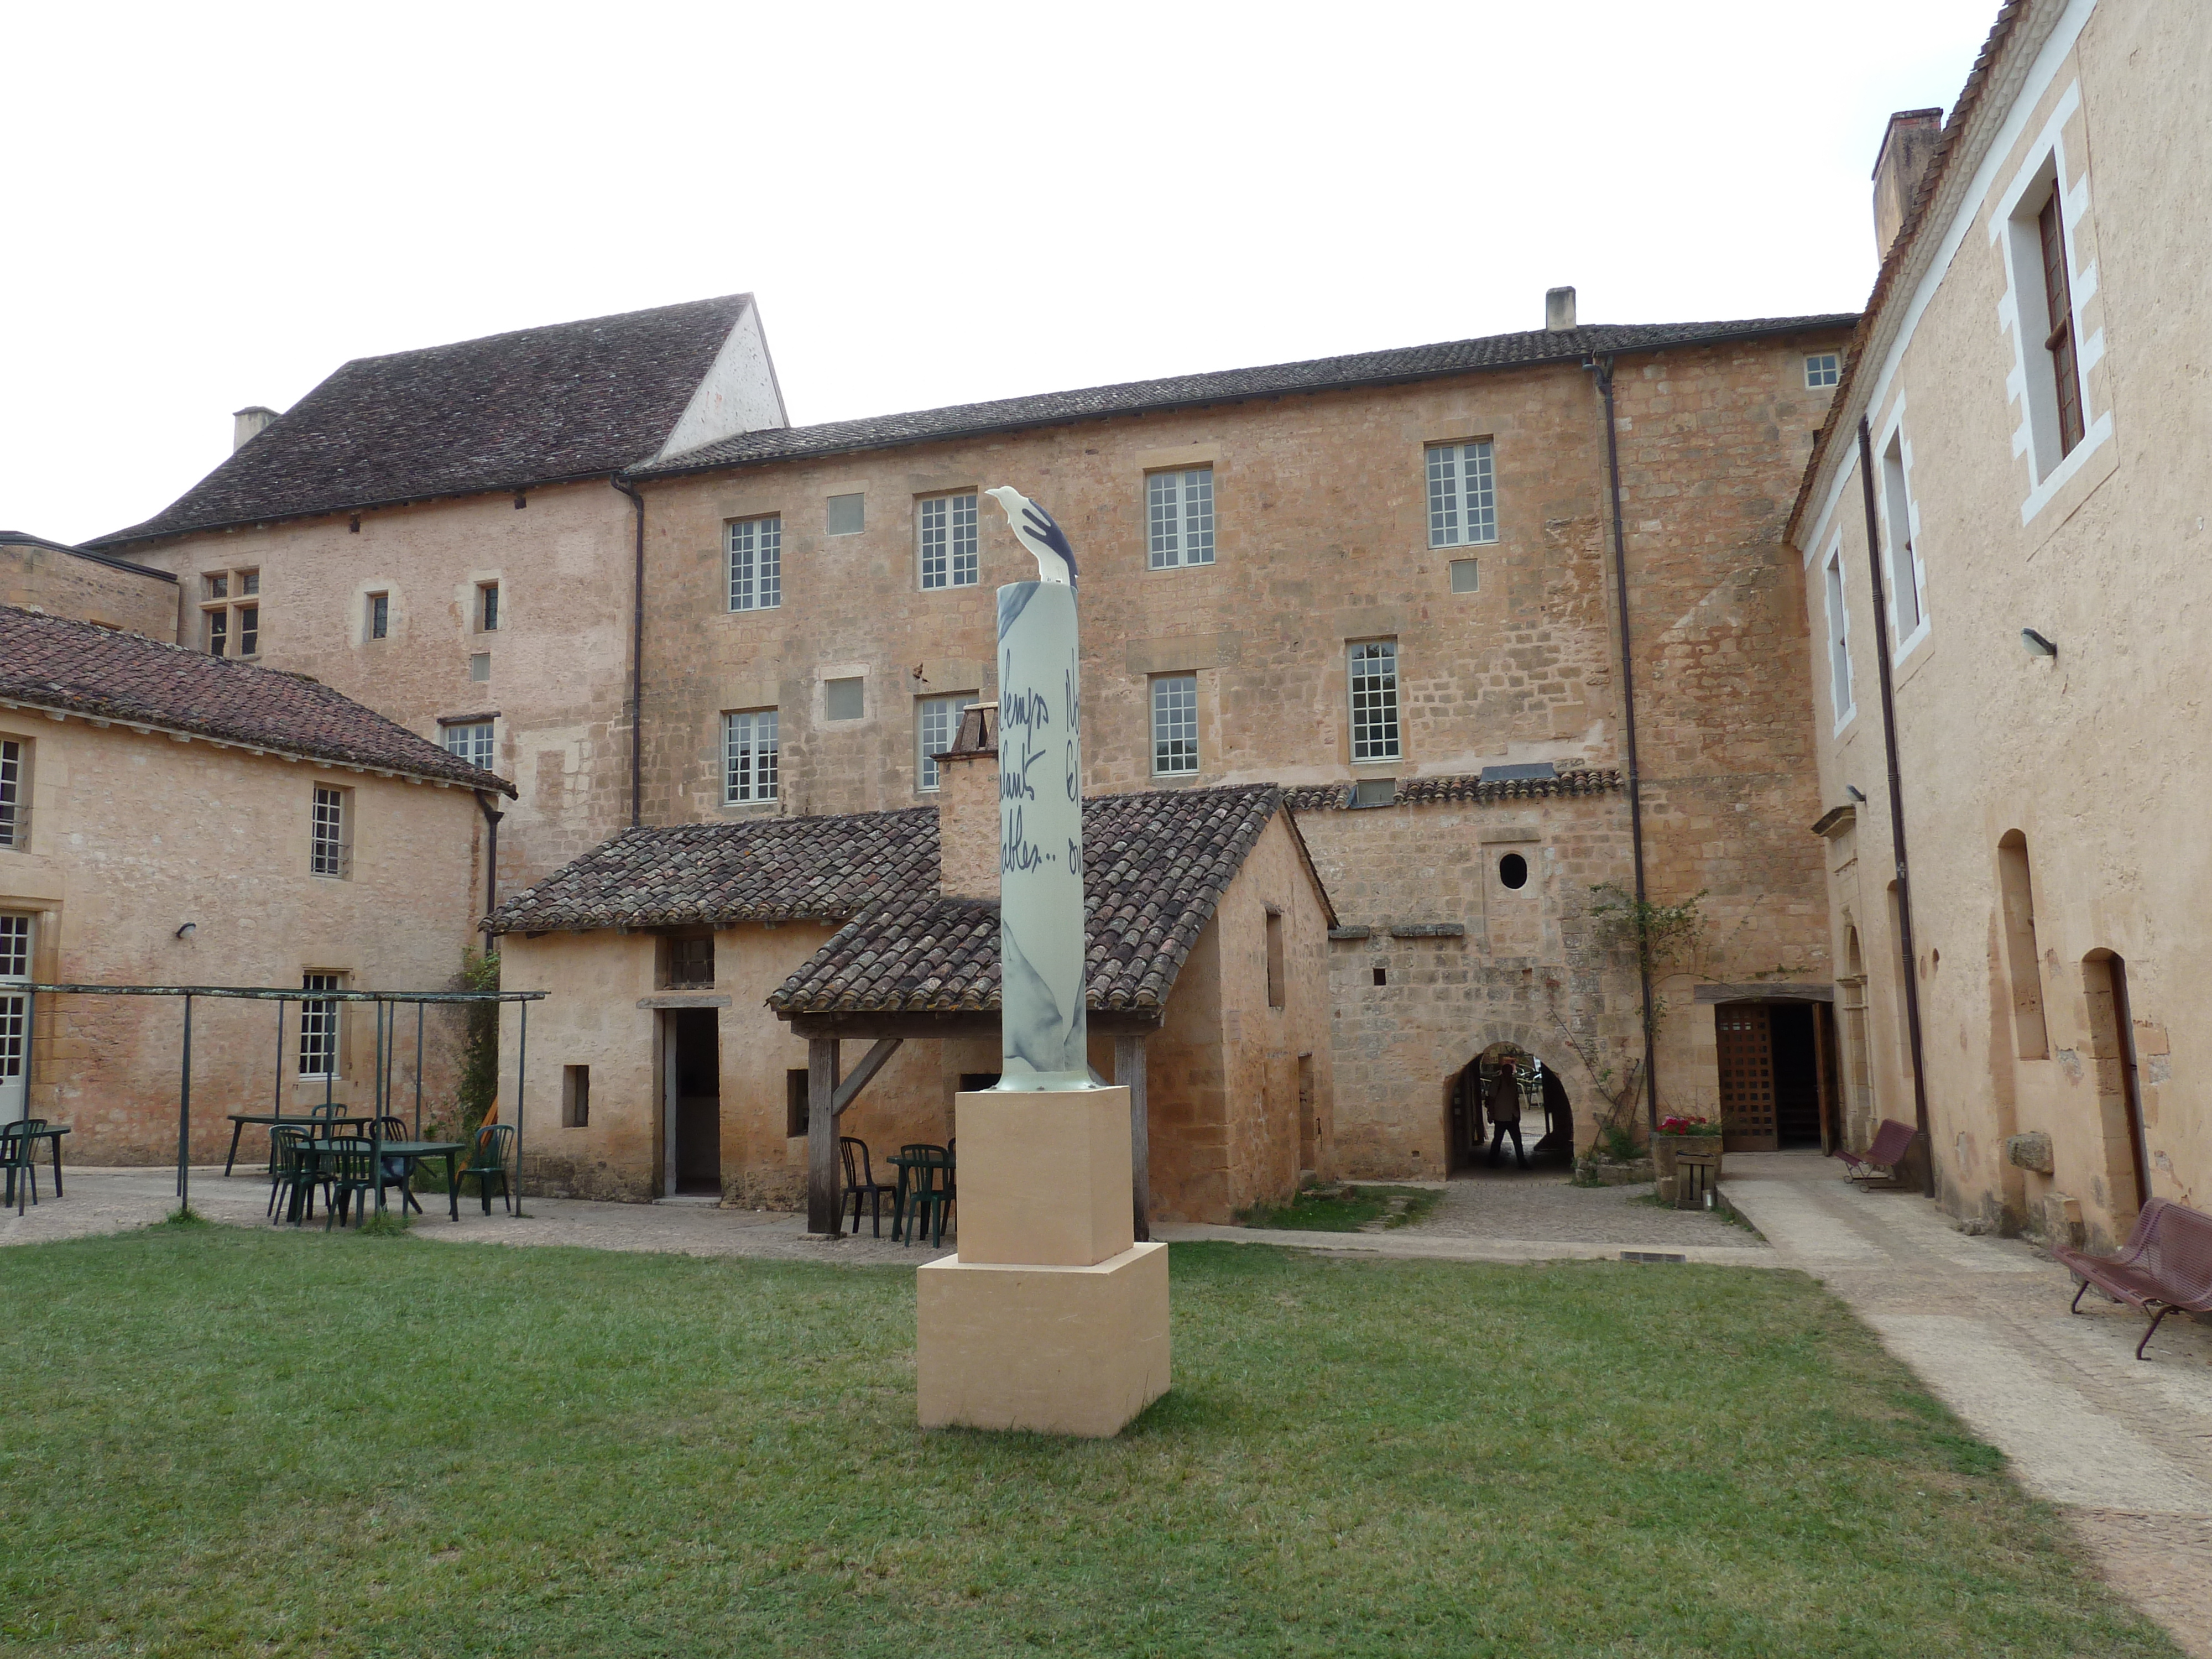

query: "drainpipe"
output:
1589 357 1660 1128
611 473 646 828
472 789 504 954
1855 416 1934 1198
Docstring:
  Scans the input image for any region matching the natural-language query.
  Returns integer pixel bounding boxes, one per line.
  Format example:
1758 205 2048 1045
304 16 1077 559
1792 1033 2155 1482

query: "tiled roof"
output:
769 784 1290 1015
1 531 175 580
488 808 940 933
640 316 1856 478
1284 769 1623 812
0 605 513 792
87 296 758 547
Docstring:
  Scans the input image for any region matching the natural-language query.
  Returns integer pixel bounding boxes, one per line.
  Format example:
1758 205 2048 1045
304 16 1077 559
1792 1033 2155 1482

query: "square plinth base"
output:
917 1241 1170 1437
953 1087 1134 1266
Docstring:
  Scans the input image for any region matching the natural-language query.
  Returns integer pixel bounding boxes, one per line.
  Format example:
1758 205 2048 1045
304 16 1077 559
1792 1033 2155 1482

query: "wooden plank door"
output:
1716 1003 1777 1152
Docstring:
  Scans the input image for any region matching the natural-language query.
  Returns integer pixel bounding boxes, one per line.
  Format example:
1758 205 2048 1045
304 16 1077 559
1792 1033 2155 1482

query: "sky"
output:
5 0 1999 546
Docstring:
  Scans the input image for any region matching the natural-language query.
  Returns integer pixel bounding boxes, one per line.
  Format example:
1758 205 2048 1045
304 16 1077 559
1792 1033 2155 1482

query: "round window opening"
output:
1498 852 1530 890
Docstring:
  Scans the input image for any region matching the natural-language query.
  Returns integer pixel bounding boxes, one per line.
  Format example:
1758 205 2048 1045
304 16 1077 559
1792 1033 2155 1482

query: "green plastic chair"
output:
2 1119 45 1215
267 1124 318 1223
456 1125 516 1215
319 1138 378 1230
897 1144 953 1248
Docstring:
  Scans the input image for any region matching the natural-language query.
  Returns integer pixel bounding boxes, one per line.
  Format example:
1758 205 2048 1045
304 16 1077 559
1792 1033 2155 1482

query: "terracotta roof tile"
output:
1284 768 1622 812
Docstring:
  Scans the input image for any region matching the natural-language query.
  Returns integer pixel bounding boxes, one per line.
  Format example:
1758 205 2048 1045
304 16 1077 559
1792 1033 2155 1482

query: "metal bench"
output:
1832 1118 1916 1186
2053 1198 2212 1360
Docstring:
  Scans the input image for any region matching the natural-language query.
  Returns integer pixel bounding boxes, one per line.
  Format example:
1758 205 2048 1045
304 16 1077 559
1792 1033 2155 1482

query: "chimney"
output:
1545 286 1577 332
232 406 278 451
1871 109 1944 260
933 701 1000 901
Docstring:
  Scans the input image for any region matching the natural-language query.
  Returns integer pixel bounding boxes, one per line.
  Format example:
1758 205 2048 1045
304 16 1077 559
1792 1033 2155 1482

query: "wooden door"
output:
1716 1003 1777 1152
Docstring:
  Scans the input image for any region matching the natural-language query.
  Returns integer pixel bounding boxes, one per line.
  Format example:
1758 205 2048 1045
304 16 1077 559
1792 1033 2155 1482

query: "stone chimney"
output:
232 406 278 451
1871 109 1944 260
934 701 1000 901
1545 286 1577 332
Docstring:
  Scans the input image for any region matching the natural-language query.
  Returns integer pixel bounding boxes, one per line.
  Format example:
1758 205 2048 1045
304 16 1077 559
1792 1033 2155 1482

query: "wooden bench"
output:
2053 1198 2212 1360
1831 1118 1916 1186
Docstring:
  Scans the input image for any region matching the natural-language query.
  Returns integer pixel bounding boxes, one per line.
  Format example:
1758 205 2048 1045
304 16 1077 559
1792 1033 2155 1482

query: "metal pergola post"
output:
177 994 193 1209
514 998 528 1217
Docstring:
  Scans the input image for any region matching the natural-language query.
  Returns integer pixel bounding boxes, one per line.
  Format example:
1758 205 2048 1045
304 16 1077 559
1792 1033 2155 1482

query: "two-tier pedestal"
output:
915 1086 1170 1437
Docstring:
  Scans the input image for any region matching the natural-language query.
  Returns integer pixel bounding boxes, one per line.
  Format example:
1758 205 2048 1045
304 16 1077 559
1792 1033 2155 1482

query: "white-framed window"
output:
919 493 978 589
727 515 782 612
1806 353 1841 388
826 493 865 536
311 785 351 878
916 694 972 792
0 912 27 978
724 709 779 804
299 971 342 1079
1147 468 1215 568
2 912 32 1122
1151 674 1199 775
1426 441 1496 549
1348 640 1401 761
1880 426 1927 643
441 721 495 771
0 739 27 849
1823 543 1855 728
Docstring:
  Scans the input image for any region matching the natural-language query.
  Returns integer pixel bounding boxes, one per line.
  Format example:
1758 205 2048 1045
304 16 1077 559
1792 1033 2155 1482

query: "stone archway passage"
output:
1448 1045 1574 1173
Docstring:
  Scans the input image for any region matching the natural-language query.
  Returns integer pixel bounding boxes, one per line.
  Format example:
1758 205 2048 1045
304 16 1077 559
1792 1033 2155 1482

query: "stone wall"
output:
1 538 177 638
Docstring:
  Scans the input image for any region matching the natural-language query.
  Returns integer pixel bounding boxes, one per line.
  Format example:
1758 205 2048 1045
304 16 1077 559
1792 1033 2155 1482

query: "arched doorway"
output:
1448 1042 1574 1174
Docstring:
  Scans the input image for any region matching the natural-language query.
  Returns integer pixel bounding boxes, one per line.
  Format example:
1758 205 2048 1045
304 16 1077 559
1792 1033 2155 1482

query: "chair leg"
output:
2070 1279 2091 1314
2137 1306 2173 1361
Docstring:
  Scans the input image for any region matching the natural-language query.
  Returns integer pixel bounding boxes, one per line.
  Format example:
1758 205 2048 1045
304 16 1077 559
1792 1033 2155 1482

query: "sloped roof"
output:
641 315 1857 477
770 784 1295 1015
1284 768 1622 812
88 295 758 547
0 606 512 792
489 808 941 933
1 531 174 581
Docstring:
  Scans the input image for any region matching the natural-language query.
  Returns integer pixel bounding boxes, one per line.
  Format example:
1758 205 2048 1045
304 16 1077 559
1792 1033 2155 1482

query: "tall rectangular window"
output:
299 971 342 1079
1151 674 1198 775
478 583 501 632
367 593 389 640
1881 432 1923 637
1426 441 1496 549
0 912 27 977
1348 641 1401 761
1147 467 1215 568
441 721 495 771
1824 549 1854 723
916 695 971 792
0 739 27 849
206 610 229 656
238 605 259 656
2037 188 2084 458
919 493 979 589
311 785 350 878
727 516 782 612
724 710 779 804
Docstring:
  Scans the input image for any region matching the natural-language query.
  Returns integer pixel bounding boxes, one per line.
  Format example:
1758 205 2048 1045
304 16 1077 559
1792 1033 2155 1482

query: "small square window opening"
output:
826 493 865 536
442 720 495 771
824 677 865 721
204 573 229 601
469 653 491 683
1372 966 1387 988
1805 353 1841 388
239 570 260 596
666 936 715 989
1449 558 1480 594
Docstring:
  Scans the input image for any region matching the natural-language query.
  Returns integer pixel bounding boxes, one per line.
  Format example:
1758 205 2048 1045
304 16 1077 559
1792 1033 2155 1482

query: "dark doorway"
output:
1717 1002 1822 1151
1447 1046 1572 1174
671 1009 721 1195
1770 1004 1822 1148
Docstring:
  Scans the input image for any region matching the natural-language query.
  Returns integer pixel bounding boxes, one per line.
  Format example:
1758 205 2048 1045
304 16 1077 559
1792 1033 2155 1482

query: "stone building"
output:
0 604 512 1159
81 294 787 897
1787 0 2209 1248
2 530 178 637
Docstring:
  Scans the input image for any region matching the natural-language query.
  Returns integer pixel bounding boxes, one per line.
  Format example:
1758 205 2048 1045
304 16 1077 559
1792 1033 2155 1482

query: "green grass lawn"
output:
0 1224 2173 1658
1243 1183 1445 1230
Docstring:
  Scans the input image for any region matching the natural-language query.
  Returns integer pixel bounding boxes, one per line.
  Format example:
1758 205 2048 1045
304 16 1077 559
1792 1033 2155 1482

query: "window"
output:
200 568 260 657
1449 558 1480 594
919 493 978 589
2037 188 2084 458
1348 640 1401 761
441 721 495 771
311 785 350 878
724 710 778 803
1151 674 1198 775
477 583 500 632
0 739 24 849
240 570 260 596
1426 440 1496 549
1265 909 1286 1010
666 935 714 989
238 606 259 657
1372 966 1387 987
1997 832 2048 1060
916 694 972 791
786 1069 810 1138
1352 778 1396 807
1880 431 1924 638
826 493 865 536
1823 547 1854 724
469 653 491 682
0 914 26 1110
204 573 228 601
206 610 228 656
562 1065 591 1128
1147 467 1215 568
727 516 782 612
367 593 389 641
824 677 864 721
1806 353 1841 388
1498 852 1530 890
299 971 343 1079
0 912 27 977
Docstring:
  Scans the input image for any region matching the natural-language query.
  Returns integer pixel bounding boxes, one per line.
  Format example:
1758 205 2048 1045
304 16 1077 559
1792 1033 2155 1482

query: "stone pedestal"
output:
916 1087 1170 1437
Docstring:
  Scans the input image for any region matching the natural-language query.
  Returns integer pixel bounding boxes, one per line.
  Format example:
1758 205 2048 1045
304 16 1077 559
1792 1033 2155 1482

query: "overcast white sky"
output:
6 0 1997 546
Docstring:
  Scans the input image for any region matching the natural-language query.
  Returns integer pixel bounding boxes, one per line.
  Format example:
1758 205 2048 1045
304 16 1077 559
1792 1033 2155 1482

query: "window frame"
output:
310 784 352 879
199 568 261 658
1877 419 1928 654
366 592 390 642
917 492 979 590
440 719 497 772
1146 467 1216 569
1822 539 1856 732
298 971 344 1080
476 582 500 633
0 738 27 851
1425 440 1498 550
1150 673 1199 776
916 693 973 793
723 709 779 805
1347 639 1402 763
1805 353 1841 389
726 514 783 613
205 609 229 656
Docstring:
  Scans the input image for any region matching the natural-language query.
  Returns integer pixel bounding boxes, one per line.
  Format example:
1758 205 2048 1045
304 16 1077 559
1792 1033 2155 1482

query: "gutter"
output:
1587 356 1660 1128
1855 416 1934 1197
473 789 505 953
611 472 646 828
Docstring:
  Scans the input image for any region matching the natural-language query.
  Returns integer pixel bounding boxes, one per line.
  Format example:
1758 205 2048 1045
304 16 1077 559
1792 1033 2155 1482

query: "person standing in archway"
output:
1484 1063 1528 1169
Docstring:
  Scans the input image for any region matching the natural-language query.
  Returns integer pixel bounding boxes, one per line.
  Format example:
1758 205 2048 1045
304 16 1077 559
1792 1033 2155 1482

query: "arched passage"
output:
1447 1041 1574 1174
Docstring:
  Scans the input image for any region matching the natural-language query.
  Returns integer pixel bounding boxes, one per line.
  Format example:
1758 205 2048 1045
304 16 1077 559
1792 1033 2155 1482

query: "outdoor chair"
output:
2 1119 45 1215
1832 1119 1916 1186
319 1138 379 1230
267 1124 319 1223
2053 1198 2212 1359
456 1124 516 1216
841 1137 895 1238
897 1144 953 1248
368 1115 422 1214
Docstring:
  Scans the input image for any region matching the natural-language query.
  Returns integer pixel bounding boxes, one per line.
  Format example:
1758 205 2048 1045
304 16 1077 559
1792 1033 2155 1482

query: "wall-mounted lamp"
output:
174 922 197 939
2021 628 2058 658
1845 785 1867 804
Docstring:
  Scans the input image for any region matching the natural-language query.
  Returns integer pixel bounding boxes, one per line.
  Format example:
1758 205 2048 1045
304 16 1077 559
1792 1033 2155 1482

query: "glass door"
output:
0 913 30 1126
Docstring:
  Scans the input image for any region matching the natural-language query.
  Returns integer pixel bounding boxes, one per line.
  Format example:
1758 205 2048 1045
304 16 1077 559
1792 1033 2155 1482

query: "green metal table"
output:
224 1112 372 1176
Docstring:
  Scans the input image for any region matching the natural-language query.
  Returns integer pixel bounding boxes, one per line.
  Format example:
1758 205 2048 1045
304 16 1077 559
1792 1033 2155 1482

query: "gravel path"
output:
1406 1166 1766 1247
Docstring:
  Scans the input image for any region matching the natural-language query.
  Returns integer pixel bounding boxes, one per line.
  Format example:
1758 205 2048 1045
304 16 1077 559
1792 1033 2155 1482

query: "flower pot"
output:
1652 1133 1724 1182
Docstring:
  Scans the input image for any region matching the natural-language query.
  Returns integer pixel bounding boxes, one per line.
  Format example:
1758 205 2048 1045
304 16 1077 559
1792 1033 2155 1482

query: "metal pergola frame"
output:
21 983 547 1215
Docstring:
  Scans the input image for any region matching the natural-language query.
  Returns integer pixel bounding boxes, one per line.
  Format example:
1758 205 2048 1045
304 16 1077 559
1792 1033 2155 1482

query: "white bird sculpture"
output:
984 486 1078 587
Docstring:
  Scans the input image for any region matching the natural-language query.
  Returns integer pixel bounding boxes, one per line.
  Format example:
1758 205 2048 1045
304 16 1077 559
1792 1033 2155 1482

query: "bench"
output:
1831 1118 1916 1186
2053 1198 2212 1360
